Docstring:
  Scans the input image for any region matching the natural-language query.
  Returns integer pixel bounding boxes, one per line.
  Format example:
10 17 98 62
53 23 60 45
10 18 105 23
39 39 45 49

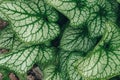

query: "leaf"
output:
67 53 83 80
0 28 25 50
36 46 54 64
43 65 63 80
0 45 54 74
60 51 83 80
75 22 120 79
0 0 60 44
117 0 120 3
45 0 96 27
0 68 10 80
60 51 71 80
87 0 118 37
60 24 96 52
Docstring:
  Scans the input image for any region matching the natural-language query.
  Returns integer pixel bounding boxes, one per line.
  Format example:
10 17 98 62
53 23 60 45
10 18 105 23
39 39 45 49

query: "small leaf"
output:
43 65 63 80
36 46 54 64
0 45 54 74
0 0 60 44
75 22 120 79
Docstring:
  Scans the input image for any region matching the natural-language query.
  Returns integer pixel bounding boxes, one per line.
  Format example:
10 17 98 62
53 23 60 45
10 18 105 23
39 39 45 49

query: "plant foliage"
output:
0 0 120 80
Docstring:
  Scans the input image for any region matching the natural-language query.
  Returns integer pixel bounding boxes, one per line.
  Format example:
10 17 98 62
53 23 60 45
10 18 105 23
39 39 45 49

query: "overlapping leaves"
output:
0 44 54 74
60 51 83 80
87 0 118 37
43 51 83 80
75 22 120 79
0 0 120 80
45 0 97 26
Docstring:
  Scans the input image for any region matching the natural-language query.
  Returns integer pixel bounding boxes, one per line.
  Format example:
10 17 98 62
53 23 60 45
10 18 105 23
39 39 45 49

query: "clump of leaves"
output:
0 0 120 80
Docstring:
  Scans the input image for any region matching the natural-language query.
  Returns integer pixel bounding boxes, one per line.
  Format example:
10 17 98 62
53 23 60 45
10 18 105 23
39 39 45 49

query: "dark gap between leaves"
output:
109 75 120 80
0 19 9 30
94 35 103 46
51 11 69 48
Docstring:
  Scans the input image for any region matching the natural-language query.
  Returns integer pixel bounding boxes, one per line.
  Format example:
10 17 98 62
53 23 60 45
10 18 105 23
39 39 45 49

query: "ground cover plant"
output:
0 0 120 80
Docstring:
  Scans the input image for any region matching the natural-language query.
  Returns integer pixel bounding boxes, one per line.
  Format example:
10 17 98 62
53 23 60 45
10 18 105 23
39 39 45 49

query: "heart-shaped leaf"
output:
60 24 96 52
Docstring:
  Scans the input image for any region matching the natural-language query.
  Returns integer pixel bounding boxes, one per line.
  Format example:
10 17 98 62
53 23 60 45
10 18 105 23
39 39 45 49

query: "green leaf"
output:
45 0 96 26
67 53 83 80
36 46 54 64
60 51 83 80
0 0 60 44
88 0 118 37
60 51 71 80
75 22 120 79
117 0 120 3
0 68 10 80
0 45 54 74
43 65 63 80
60 24 96 52
0 28 25 50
